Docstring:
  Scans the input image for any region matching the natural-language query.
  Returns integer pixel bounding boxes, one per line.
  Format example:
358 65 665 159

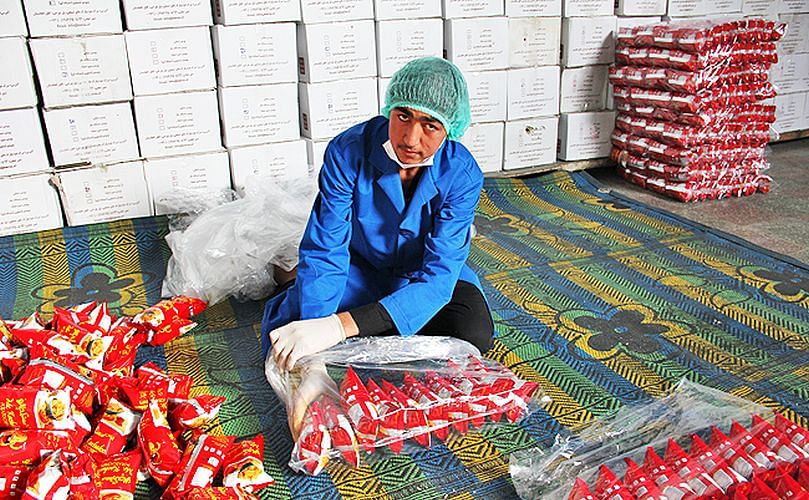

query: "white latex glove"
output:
270 314 346 371
288 362 337 440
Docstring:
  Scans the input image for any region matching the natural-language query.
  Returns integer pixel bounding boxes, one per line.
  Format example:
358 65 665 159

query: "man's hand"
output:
288 362 337 440
270 314 346 371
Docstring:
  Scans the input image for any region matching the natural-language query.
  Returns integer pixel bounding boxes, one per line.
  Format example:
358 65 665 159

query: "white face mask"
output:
383 140 438 169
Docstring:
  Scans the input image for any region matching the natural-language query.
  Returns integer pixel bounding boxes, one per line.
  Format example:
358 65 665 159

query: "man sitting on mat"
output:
261 57 493 376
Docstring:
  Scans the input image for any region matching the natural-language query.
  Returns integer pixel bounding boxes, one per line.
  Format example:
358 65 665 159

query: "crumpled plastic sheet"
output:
161 176 317 305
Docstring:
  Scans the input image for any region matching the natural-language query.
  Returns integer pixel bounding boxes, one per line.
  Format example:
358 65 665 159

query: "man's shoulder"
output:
440 140 482 183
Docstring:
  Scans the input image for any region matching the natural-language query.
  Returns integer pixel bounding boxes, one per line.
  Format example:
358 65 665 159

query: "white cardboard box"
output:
444 17 509 73
23 0 122 37
297 20 377 83
121 0 212 30
561 16 616 68
0 0 27 36
299 78 378 140
666 0 706 17
781 0 809 14
300 0 373 23
770 54 809 94
742 0 779 16
772 92 807 134
376 19 443 78
373 0 441 20
30 35 132 109
778 14 809 56
43 102 139 167
442 0 503 19
506 66 560 120
803 91 809 131
211 23 297 87
229 140 309 193
504 116 558 170
509 17 561 69
562 0 612 17
305 138 330 172
0 108 49 176
705 0 741 14
557 110 615 161
218 84 300 147
560 65 608 113
378 77 391 114
615 16 662 30
0 172 62 236
56 161 152 226
616 0 666 15
143 151 231 214
505 0 561 16
466 70 508 123
211 0 300 24
125 27 215 96
459 121 503 174
0 37 37 110
134 90 221 158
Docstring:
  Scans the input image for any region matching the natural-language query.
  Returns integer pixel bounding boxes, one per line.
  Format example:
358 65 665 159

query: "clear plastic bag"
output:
509 379 809 499
264 336 551 476
161 176 317 305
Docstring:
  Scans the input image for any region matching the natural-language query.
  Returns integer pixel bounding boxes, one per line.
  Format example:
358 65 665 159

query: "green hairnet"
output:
381 57 471 140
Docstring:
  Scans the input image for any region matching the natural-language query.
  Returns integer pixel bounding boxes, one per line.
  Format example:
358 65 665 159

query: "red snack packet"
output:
137 363 192 403
165 434 235 498
751 414 809 463
623 457 666 499
381 379 430 448
690 434 744 492
66 453 98 500
403 372 449 442
17 357 96 415
94 450 142 500
446 359 487 428
223 435 275 492
729 421 778 470
0 429 77 465
424 371 469 434
321 396 360 466
80 398 140 460
148 317 197 346
169 394 226 430
293 400 331 476
0 314 13 346
22 450 70 500
798 461 809 491
594 464 634 499
774 412 809 455
183 485 258 500
168 296 207 318
104 318 147 371
0 347 27 384
0 386 73 430
365 379 406 453
710 426 761 479
770 470 809 499
732 474 779 499
664 438 724 497
567 477 596 500
133 299 182 330
643 446 697 498
339 367 379 453
116 375 170 413
137 399 182 487
0 464 32 498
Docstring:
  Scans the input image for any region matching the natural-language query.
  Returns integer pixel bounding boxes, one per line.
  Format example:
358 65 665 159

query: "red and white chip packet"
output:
365 378 406 453
164 434 235 498
594 464 635 499
293 400 331 476
798 461 809 491
223 435 275 492
567 477 596 500
66 453 98 500
0 464 32 498
22 450 70 500
643 446 697 498
0 429 77 465
403 372 449 442
774 412 809 455
340 367 379 453
623 457 665 499
689 434 744 492
710 426 761 478
80 398 140 460
733 474 780 499
94 450 142 500
663 438 724 497
321 396 360 467
17 357 96 416
770 469 809 499
137 399 182 488
137 362 192 403
381 379 430 448
751 414 809 463
424 371 469 434
169 394 226 430
729 420 779 470
0 386 73 431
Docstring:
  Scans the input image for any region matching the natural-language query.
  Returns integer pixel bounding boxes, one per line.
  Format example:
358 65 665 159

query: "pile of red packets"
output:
293 357 543 475
609 19 785 202
0 298 274 499
569 413 809 499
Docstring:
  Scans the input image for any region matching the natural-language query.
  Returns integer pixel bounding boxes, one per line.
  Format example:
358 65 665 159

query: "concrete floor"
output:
589 138 809 264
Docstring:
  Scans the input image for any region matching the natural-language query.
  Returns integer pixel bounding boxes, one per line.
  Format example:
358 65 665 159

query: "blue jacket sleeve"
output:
379 165 483 334
295 141 356 319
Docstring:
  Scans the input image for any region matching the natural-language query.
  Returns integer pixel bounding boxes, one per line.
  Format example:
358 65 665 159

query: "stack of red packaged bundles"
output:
609 19 786 202
0 298 275 499
290 356 546 475
568 412 809 499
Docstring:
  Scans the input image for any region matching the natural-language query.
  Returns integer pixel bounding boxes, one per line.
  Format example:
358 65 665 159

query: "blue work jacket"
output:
260 116 484 357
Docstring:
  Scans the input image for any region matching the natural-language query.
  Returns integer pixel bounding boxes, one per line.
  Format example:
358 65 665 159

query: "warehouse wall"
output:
0 0 807 235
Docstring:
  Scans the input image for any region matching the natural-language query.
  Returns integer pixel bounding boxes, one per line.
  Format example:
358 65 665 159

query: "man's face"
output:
388 107 447 164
